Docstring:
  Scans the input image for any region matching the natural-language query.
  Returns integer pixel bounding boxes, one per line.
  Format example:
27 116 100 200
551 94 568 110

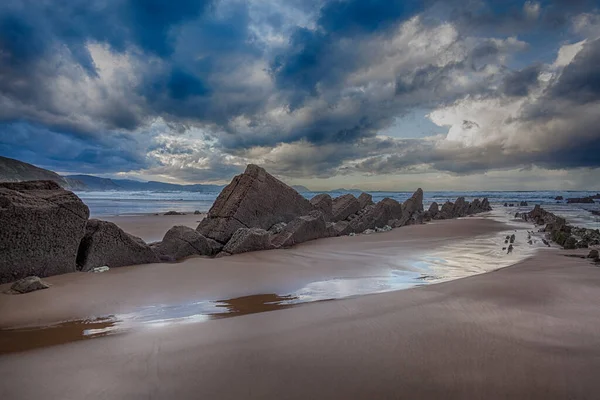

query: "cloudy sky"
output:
0 0 599 190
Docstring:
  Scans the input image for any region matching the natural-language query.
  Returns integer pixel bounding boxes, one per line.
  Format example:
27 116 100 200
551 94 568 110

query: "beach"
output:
1 212 600 399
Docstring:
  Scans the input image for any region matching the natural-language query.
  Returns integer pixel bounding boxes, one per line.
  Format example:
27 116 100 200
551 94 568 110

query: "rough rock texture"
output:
152 226 222 261
437 201 454 220
271 211 328 248
310 194 333 221
331 194 361 222
9 276 51 294
332 221 354 236
428 202 439 218
397 189 424 226
587 249 599 259
357 192 374 209
77 219 159 271
567 196 595 204
268 222 287 235
452 197 470 218
0 181 89 284
197 165 314 244
222 228 273 255
351 198 403 232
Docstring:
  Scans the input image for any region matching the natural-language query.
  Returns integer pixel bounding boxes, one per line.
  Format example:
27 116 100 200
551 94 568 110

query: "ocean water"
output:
77 190 600 229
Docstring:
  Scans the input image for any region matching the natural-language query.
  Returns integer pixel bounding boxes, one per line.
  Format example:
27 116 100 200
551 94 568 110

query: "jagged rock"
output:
452 197 469 218
510 234 516 243
519 201 528 206
564 236 578 250
332 220 354 236
436 201 454 220
164 211 185 215
396 189 424 226
555 196 563 201
194 210 202 215
375 225 392 233
567 197 595 204
588 250 599 259
271 211 328 248
77 219 159 271
507 244 514 254
481 198 492 211
268 222 288 235
504 203 508 207
331 194 361 222
0 181 89 284
310 194 333 221
197 165 314 244
223 228 273 255
9 276 51 294
428 202 439 219
214 251 232 258
350 198 403 231
357 192 374 209
152 226 222 261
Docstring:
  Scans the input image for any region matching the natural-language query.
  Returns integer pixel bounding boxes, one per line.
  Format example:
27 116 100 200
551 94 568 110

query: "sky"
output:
0 0 599 191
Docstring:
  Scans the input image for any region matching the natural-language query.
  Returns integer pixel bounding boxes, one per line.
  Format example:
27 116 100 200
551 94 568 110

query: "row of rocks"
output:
516 205 600 249
566 194 600 204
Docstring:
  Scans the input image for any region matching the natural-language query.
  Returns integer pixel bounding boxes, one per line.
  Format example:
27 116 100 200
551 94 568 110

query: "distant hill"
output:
0 156 69 186
64 175 225 192
291 185 311 192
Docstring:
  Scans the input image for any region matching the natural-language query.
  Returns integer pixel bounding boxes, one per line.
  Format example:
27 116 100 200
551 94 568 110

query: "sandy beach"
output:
1 213 599 399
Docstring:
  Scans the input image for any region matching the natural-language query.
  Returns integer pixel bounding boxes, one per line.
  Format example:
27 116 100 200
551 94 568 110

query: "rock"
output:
271 211 328 248
520 201 528 206
223 228 273 255
77 219 159 271
564 236 578 250
153 226 222 261
504 203 508 207
331 194 361 222
214 251 232 258
555 196 564 200
90 266 110 273
332 220 354 236
0 181 90 284
507 244 514 254
509 203 515 207
375 225 392 233
481 198 492 211
591 210 600 216
310 194 333 220
397 189 424 226
567 197 595 204
428 202 439 219
357 192 374 209
588 250 599 259
452 197 469 218
510 234 516 244
268 222 288 235
164 211 185 215
194 210 202 215
363 229 376 235
437 201 455 219
350 198 403 232
9 276 51 294
197 165 314 244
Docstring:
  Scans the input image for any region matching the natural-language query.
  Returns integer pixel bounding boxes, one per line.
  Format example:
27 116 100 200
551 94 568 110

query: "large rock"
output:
331 194 361 222
452 197 469 218
271 211 328 248
357 192 374 209
436 201 454 220
222 228 273 255
9 276 51 294
197 165 314 244
396 188 424 226
77 219 159 271
0 181 89 284
310 194 333 221
152 226 222 261
350 198 403 232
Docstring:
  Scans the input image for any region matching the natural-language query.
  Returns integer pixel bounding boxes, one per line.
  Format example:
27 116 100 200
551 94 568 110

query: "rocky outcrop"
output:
152 226 222 261
331 194 361 222
310 194 333 220
357 192 374 209
395 189 424 227
567 196 595 204
222 228 273 255
555 196 564 201
0 181 89 284
77 219 159 271
197 165 314 244
164 211 185 215
351 198 403 232
428 202 439 219
9 276 51 294
271 211 328 248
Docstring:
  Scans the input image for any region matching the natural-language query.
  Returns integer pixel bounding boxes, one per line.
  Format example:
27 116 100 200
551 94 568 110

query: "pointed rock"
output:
331 194 361 222
152 226 222 261
223 228 273 255
197 165 314 244
310 194 333 221
271 211 328 248
357 192 374 209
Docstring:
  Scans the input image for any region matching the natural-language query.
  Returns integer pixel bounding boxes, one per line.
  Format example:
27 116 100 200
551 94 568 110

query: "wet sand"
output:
102 213 205 243
1 250 600 399
0 217 510 327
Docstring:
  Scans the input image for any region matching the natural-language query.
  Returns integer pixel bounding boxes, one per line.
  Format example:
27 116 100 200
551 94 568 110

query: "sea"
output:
77 190 600 230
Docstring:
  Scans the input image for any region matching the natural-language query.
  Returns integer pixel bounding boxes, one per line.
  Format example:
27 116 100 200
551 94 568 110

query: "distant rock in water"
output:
555 196 564 201
164 211 185 215
520 201 528 206
567 197 595 204
77 219 159 271
197 165 314 244
9 276 51 294
0 181 89 284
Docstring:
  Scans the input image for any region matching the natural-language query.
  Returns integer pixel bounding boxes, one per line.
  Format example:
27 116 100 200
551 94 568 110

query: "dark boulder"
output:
564 236 578 250
152 226 222 261
555 196 563 201
197 165 314 244
222 228 273 255
310 194 333 221
271 211 328 248
396 188 424 226
519 201 528 207
588 249 599 260
9 276 51 294
77 219 159 271
164 211 185 215
428 202 439 219
0 181 89 284
357 192 374 209
331 194 361 222
452 197 469 218
350 198 403 232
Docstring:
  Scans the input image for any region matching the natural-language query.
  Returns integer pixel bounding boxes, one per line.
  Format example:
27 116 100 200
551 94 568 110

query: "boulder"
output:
428 202 439 218
222 228 273 255
357 192 374 209
567 197 595 204
331 194 361 222
397 189 424 226
352 199 403 231
332 221 355 236
588 250 599 259
436 201 454 220
310 194 333 220
197 165 314 244
0 181 89 284
153 226 222 261
268 222 288 235
452 197 469 218
9 276 51 294
194 210 202 215
564 236 578 250
555 196 563 201
164 211 185 215
77 219 159 271
519 201 528 207
271 211 328 248
481 198 492 211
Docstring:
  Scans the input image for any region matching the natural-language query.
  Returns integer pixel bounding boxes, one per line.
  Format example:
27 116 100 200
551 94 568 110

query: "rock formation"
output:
357 192 374 209
395 189 424 226
310 194 333 221
271 211 329 248
9 276 51 294
197 165 314 244
331 194 361 222
350 198 403 232
0 181 89 284
222 228 273 255
152 226 222 261
77 219 159 271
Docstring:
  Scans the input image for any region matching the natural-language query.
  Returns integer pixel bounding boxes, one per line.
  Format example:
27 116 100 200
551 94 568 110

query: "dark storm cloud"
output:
550 38 600 103
502 64 541 96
